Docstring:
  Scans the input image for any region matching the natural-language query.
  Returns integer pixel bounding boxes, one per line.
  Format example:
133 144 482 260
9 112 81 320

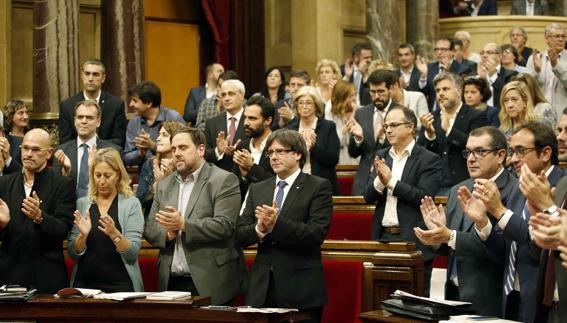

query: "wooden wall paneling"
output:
0 1 11 108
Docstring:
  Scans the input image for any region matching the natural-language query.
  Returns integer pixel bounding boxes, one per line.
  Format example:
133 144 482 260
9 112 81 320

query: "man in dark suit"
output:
453 0 497 16
204 79 247 171
453 38 478 73
510 0 552 16
478 42 518 108
416 37 472 110
418 72 488 195
365 106 442 296
396 43 422 92
183 63 224 126
348 70 401 195
236 129 332 323
59 59 127 147
415 126 514 316
52 100 121 199
144 127 246 305
510 27 534 67
340 42 373 105
468 121 566 323
0 129 75 293
232 95 275 199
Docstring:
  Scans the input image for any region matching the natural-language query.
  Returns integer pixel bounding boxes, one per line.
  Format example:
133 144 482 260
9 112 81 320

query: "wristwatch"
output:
543 205 559 217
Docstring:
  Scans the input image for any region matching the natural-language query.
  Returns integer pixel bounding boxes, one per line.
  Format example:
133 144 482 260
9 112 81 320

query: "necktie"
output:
374 110 383 143
77 143 89 199
274 180 288 211
227 117 236 145
353 69 362 96
504 201 529 295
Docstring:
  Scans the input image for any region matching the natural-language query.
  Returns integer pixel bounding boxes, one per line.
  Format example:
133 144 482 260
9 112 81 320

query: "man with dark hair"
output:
341 42 373 105
233 95 275 198
0 129 75 293
145 126 246 305
183 63 224 126
418 72 488 195
59 59 127 147
278 70 311 128
465 121 566 322
396 43 422 92
236 128 332 323
123 81 185 167
195 70 240 130
453 38 478 72
348 70 402 195
52 100 121 199
365 106 442 296
416 37 472 110
416 126 514 316
509 27 533 67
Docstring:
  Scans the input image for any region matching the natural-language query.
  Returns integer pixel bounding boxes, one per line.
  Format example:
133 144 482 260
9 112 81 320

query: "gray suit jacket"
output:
144 163 247 304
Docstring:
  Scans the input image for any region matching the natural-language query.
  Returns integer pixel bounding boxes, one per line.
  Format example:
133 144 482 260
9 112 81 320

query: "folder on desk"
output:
0 288 36 302
381 290 475 321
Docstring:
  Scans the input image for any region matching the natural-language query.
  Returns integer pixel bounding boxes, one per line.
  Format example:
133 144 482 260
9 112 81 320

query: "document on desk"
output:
392 290 472 306
443 315 520 322
235 307 299 313
93 292 151 301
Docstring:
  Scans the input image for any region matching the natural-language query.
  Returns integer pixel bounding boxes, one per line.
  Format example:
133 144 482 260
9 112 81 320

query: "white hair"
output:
221 79 246 96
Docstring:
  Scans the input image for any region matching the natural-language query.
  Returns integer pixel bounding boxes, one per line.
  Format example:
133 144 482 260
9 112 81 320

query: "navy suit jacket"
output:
183 86 206 126
204 111 246 171
454 0 497 16
422 61 472 110
484 165 567 323
364 143 442 261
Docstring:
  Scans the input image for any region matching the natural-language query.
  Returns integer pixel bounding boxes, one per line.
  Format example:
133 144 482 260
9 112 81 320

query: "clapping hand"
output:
21 191 42 223
54 149 72 176
98 213 120 238
457 186 489 228
414 196 451 245
374 158 392 186
0 198 10 229
156 206 184 232
255 201 278 234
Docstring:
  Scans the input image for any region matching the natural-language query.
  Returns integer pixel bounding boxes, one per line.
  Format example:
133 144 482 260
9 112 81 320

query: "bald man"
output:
0 129 76 293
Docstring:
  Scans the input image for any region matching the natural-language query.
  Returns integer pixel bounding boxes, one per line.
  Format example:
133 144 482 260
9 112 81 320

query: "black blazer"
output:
0 168 75 293
396 66 422 92
235 172 333 309
340 64 370 105
422 61 472 110
347 101 400 195
441 170 517 316
52 138 122 183
417 104 488 188
204 111 247 171
364 143 442 261
454 0 497 16
492 68 519 108
2 132 22 175
59 91 127 147
232 138 274 200
183 86 206 126
286 118 340 195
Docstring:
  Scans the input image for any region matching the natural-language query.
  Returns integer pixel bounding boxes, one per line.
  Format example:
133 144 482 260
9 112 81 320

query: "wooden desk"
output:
0 295 308 322
359 310 433 323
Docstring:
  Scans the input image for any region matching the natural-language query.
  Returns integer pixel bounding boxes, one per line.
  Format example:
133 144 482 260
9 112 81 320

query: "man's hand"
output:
54 149 72 176
420 196 446 230
519 164 554 213
440 105 451 133
420 113 435 138
255 201 278 234
533 49 543 73
415 55 428 78
21 191 42 223
548 47 560 67
73 209 92 236
414 214 452 246
135 129 157 152
278 102 295 124
529 210 563 250
0 137 10 161
233 149 254 177
374 158 392 186
439 56 451 71
156 206 185 232
345 117 363 140
559 216 567 268
474 179 506 220
457 186 489 228
343 58 354 79
0 198 10 229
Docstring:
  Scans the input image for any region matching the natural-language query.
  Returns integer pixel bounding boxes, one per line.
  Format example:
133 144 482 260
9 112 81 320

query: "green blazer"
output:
68 194 145 292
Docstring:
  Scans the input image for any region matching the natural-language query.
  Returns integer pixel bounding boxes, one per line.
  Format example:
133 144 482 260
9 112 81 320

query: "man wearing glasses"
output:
415 126 515 316
348 70 401 196
364 106 442 297
236 129 332 323
463 121 565 322
527 23 567 119
0 129 75 293
477 42 518 108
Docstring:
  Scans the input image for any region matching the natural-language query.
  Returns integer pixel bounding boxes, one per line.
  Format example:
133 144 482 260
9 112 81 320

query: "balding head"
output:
21 128 53 173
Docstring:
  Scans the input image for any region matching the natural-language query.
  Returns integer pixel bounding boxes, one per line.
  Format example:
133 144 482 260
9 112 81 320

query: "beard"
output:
244 126 264 138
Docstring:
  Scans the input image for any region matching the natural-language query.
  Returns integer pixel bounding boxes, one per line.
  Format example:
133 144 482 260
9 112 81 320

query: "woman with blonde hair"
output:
286 86 340 194
68 148 144 292
315 59 341 104
325 80 361 164
499 81 539 137
512 73 557 129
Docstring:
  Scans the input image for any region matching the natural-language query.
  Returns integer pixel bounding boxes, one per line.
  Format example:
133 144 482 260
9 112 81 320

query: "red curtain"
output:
201 0 231 67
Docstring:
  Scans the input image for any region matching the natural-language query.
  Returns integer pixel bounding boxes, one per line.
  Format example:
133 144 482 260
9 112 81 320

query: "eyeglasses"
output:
480 50 499 55
20 145 50 154
296 101 314 107
384 122 412 130
507 147 538 158
265 149 293 158
434 47 450 52
462 148 498 159
549 34 566 40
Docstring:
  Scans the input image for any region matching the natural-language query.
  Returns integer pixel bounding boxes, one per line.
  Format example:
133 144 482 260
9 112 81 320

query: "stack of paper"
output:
93 292 150 301
146 291 192 300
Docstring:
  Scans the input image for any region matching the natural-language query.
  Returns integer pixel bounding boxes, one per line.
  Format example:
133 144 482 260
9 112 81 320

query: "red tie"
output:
227 117 236 145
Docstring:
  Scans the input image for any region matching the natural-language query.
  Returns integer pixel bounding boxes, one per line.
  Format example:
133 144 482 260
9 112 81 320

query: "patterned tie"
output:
504 201 529 295
274 180 288 211
227 117 236 145
77 143 89 199
374 110 383 143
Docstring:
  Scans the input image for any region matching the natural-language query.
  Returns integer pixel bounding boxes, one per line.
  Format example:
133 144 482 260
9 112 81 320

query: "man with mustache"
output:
232 95 275 199
418 72 488 195
347 70 401 195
